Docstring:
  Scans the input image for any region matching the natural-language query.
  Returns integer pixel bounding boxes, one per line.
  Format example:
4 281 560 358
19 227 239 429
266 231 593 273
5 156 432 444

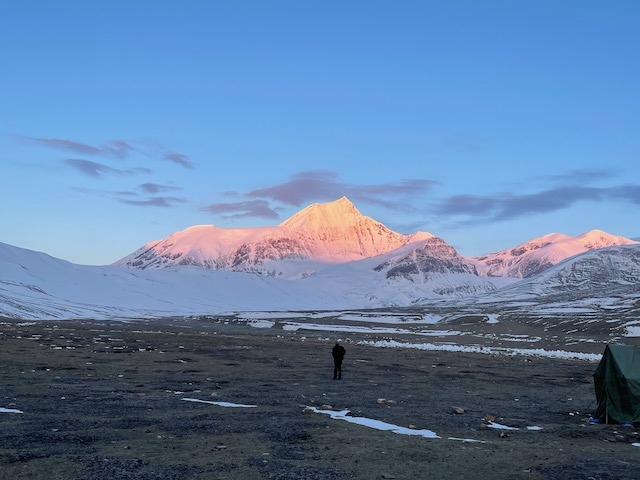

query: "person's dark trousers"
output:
333 361 342 379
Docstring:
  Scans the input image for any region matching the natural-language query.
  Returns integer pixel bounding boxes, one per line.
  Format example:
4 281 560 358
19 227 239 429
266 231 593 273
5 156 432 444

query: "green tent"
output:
593 344 640 424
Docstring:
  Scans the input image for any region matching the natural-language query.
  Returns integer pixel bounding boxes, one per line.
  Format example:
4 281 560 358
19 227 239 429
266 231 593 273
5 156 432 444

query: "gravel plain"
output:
1 315 640 480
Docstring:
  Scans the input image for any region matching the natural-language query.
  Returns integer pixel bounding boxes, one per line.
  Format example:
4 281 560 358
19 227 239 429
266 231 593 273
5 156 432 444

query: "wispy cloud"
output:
19 134 194 169
202 170 436 220
201 200 280 220
164 152 194 169
436 173 640 224
538 168 618 186
116 184 185 207
119 196 187 208
134 139 195 169
72 185 187 208
437 186 605 222
610 184 640 205
246 170 436 210
28 137 135 159
138 183 181 194
63 159 151 178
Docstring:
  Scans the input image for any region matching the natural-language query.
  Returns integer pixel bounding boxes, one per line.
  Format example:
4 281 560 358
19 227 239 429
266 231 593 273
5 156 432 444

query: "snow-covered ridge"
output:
487 244 640 299
115 197 434 278
2 197 639 321
115 197 637 281
472 229 638 278
2 240 640 324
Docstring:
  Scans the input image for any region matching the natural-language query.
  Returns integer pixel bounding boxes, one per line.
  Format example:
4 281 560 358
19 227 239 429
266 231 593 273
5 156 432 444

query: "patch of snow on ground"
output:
247 320 275 329
282 322 461 336
448 437 486 443
487 421 518 430
623 322 640 337
182 398 256 408
360 339 602 361
486 314 500 324
0 407 23 413
337 313 442 324
236 312 304 320
309 312 343 319
531 306 597 314
307 407 440 439
499 334 542 343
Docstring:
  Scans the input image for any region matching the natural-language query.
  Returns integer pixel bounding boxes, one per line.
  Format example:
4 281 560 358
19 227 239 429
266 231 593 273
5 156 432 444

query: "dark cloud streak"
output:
246 170 436 210
436 184 638 224
29 137 134 159
63 159 151 178
118 196 187 208
138 183 181 194
201 200 280 220
20 134 194 169
164 152 194 169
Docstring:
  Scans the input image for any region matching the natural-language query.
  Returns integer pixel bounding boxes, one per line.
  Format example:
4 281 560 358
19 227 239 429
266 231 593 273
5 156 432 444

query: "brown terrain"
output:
1 315 640 480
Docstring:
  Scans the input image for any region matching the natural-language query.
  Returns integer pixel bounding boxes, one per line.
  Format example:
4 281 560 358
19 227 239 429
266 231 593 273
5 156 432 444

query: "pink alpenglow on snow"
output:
115 197 434 276
473 230 639 278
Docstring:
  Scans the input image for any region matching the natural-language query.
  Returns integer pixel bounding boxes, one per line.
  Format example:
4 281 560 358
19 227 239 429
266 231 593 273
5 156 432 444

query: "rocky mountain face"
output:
531 244 640 293
473 230 638 278
115 197 433 278
374 237 478 280
116 197 637 284
4 195 639 320
485 244 640 305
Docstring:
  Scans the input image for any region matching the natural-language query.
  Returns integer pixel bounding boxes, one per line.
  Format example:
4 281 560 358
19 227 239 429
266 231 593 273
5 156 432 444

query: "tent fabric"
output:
593 344 640 424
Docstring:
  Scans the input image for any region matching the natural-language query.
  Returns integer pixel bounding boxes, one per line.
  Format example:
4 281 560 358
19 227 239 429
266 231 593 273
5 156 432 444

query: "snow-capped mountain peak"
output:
114 197 637 281
474 229 638 278
115 197 435 277
279 196 362 230
575 229 637 250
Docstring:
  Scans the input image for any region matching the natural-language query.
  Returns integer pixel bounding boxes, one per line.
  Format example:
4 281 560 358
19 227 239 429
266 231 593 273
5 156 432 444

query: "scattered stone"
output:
320 404 333 410
485 415 495 422
453 407 465 414
377 398 395 406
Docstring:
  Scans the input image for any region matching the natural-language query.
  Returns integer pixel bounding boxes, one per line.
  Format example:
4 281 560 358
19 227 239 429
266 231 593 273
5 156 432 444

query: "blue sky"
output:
1 1 639 265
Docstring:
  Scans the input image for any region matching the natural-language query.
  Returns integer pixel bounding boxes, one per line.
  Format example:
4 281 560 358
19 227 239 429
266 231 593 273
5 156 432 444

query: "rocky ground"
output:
1 315 640 480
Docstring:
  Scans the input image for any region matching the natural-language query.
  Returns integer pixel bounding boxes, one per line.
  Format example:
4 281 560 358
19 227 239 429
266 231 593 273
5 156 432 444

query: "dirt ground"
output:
1 316 640 480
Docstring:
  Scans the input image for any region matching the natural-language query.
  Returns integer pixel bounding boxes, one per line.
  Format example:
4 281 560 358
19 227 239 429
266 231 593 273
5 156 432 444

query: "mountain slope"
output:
473 230 638 278
374 236 479 280
0 242 351 319
306 237 512 305
0 240 507 319
2 240 638 321
115 197 433 278
116 197 636 281
490 244 640 299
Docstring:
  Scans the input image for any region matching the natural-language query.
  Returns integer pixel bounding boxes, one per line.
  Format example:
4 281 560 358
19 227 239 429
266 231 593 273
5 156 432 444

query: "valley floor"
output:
1 316 640 479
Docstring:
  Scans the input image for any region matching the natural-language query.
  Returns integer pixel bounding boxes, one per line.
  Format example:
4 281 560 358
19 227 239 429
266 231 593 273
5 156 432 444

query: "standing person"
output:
332 342 346 380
